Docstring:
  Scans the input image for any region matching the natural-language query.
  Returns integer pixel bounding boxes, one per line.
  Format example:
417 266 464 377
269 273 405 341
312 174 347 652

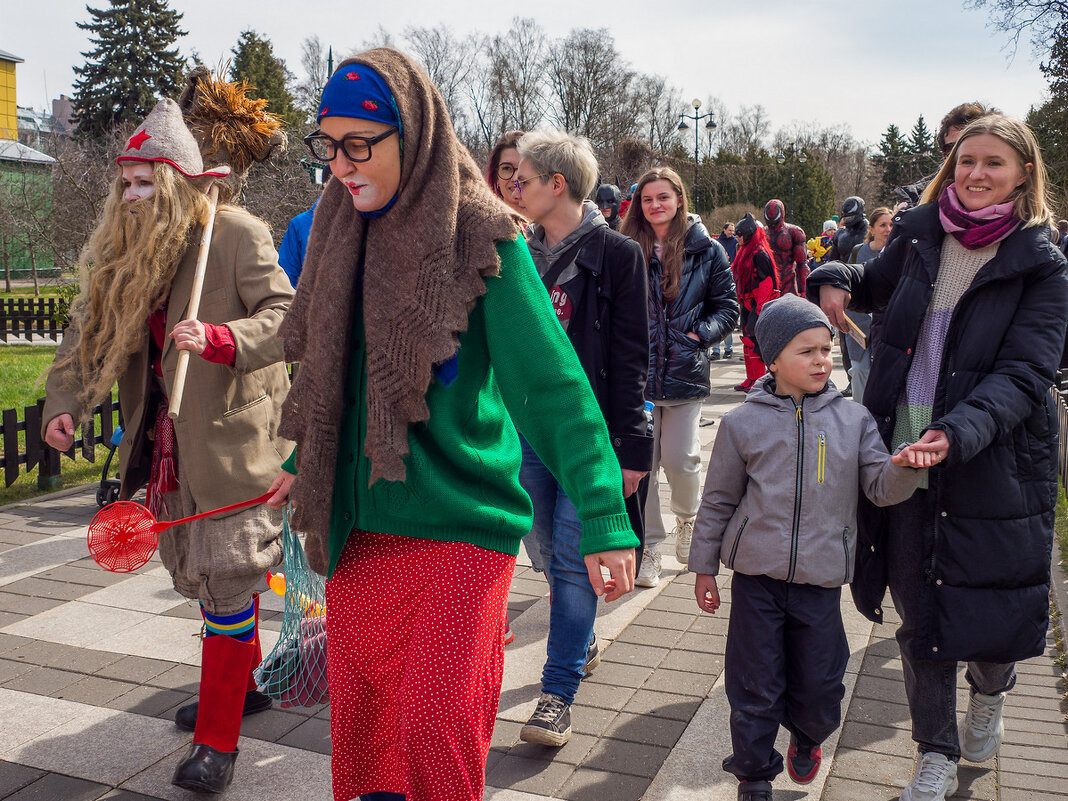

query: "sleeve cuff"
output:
579 512 640 556
281 448 298 474
200 323 237 366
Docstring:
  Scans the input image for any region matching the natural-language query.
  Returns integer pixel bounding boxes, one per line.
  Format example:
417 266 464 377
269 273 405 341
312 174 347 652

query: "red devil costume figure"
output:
764 198 808 296
732 214 780 392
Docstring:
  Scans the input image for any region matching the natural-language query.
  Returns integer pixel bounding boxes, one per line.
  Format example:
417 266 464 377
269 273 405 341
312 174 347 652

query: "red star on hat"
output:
126 129 152 151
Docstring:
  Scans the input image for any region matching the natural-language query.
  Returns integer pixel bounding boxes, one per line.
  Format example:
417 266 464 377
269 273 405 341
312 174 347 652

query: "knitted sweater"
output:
892 236 999 468
282 236 638 577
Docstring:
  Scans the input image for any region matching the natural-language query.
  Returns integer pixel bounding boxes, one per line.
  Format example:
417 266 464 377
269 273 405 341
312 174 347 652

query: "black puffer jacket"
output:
647 216 739 400
807 203 1068 663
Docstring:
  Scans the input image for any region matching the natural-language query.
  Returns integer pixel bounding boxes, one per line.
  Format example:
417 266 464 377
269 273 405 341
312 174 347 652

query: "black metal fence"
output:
0 298 64 343
0 392 120 491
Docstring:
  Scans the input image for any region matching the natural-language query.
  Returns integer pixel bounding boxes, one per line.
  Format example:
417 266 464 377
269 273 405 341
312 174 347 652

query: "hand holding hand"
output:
170 319 208 355
266 471 296 509
621 468 647 498
894 429 950 469
819 286 852 333
44 413 75 452
695 574 721 614
585 548 635 602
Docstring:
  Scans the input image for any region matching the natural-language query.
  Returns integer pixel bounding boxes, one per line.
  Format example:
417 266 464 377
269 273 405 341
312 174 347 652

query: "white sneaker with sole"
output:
900 751 958 801
674 518 694 566
960 690 1005 762
636 547 661 588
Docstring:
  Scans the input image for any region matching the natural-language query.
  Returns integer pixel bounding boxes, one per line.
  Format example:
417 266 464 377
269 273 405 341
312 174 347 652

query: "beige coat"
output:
45 208 294 512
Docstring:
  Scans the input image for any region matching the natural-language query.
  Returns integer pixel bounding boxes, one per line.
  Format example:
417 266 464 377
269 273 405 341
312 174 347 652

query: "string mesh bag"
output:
254 507 329 707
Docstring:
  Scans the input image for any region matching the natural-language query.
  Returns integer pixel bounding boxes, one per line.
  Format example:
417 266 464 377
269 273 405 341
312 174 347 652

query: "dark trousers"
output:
887 492 1016 759
723 572 849 782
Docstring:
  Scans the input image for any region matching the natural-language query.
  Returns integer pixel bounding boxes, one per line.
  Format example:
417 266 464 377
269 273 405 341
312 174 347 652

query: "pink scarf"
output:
938 183 1019 250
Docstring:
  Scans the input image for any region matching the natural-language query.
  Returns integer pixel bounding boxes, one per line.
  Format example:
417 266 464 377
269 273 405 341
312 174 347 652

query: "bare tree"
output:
720 104 772 158
632 74 683 154
964 0 1068 56
544 29 634 148
487 19 548 132
294 35 330 121
403 25 482 140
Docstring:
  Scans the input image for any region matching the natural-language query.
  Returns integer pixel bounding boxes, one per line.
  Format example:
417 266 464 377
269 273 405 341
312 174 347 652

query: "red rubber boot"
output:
171 633 257 793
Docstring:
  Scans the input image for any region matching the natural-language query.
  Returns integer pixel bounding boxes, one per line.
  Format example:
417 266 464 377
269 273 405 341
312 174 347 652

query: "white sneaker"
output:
900 751 958 801
636 548 662 588
960 691 1005 762
674 518 694 566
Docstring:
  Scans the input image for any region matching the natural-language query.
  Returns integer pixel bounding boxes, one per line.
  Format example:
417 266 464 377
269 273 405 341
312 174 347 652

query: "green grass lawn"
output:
1056 487 1068 568
0 345 118 508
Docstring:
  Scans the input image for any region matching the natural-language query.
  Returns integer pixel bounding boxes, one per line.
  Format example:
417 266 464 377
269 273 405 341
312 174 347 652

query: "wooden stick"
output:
169 183 220 420
844 313 867 349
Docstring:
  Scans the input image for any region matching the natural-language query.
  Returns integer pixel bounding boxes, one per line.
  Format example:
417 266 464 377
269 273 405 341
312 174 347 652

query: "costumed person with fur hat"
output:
265 49 638 801
732 213 781 393
764 198 808 296
42 95 293 793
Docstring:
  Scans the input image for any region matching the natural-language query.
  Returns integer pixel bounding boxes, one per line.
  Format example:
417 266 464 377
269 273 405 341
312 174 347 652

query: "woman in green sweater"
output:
266 50 637 801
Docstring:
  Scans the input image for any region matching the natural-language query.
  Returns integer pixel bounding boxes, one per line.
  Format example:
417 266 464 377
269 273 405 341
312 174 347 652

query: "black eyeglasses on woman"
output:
304 127 399 163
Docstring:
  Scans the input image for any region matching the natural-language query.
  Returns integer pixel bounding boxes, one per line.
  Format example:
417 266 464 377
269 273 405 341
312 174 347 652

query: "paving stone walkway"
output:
0 357 1064 800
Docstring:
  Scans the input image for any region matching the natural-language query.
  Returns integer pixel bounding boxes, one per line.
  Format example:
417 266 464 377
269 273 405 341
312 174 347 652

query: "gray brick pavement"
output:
0 356 1064 801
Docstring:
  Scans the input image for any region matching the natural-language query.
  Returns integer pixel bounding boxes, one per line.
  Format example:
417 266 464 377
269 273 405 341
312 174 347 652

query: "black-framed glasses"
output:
496 162 517 181
942 140 958 156
509 174 547 195
303 127 399 163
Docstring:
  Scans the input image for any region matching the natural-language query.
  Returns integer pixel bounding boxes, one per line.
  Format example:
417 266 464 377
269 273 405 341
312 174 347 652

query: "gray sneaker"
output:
674 518 694 566
580 638 600 680
960 691 1005 762
520 692 571 746
900 751 958 801
636 547 662 587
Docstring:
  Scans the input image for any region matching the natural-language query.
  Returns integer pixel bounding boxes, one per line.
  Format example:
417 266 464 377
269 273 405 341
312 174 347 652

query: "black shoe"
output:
175 689 273 732
786 736 821 783
842 383 853 398
520 692 572 746
171 742 238 794
737 779 773 800
580 639 600 680
710 352 721 360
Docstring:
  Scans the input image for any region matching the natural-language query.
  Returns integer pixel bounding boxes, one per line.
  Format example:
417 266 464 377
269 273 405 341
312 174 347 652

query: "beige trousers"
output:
642 399 703 550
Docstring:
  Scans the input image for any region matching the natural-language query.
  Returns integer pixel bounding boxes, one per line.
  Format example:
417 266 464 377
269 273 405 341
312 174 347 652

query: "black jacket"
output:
808 203 1068 663
526 219 654 473
647 217 740 400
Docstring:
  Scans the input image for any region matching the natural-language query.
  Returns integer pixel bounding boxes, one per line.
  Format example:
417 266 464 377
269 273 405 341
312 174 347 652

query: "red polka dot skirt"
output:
326 530 516 801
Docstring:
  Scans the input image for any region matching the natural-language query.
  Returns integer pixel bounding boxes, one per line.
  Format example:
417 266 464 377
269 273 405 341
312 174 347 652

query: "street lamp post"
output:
678 98 717 211
775 141 807 222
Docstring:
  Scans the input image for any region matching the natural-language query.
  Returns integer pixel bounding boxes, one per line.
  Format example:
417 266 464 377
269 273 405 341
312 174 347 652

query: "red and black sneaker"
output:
733 378 755 393
786 738 821 784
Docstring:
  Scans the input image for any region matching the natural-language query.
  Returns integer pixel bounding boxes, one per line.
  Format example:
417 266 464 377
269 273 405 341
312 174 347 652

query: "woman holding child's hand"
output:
808 115 1068 801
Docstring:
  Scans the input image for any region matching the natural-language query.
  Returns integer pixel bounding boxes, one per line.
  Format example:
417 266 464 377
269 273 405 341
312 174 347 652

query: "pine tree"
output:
231 31 302 126
908 115 941 177
72 0 187 138
871 124 910 205
1029 25 1068 214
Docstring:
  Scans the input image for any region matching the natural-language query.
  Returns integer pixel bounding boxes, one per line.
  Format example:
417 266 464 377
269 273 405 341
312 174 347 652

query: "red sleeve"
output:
754 275 779 314
200 323 237 366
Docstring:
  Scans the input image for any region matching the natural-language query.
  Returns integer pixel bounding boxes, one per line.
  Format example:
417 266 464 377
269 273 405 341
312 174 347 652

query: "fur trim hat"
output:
116 98 231 181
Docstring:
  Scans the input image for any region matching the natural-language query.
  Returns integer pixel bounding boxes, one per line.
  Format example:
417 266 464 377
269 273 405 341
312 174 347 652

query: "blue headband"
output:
318 63 402 137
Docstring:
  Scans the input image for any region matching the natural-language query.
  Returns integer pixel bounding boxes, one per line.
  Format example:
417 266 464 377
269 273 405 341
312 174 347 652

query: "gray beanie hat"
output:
115 98 231 181
754 294 834 365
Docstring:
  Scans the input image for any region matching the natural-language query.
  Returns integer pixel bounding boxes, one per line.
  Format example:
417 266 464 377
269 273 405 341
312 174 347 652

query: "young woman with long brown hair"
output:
621 166 738 586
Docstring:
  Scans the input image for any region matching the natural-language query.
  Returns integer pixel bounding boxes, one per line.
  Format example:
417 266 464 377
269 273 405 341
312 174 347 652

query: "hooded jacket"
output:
647 215 739 400
525 202 652 472
689 376 923 588
806 202 1068 662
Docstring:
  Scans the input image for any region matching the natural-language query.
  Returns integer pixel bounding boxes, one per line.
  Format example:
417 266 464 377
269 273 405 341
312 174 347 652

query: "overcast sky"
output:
1 0 1050 148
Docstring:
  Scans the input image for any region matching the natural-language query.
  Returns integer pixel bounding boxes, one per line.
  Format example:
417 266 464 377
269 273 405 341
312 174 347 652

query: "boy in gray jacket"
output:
690 294 935 801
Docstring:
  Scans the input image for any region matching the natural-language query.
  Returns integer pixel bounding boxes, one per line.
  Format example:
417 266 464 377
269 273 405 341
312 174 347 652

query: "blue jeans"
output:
519 436 597 705
711 330 734 358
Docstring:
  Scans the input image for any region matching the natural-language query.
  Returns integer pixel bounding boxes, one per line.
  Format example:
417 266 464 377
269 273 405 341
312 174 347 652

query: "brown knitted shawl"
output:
278 49 519 540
